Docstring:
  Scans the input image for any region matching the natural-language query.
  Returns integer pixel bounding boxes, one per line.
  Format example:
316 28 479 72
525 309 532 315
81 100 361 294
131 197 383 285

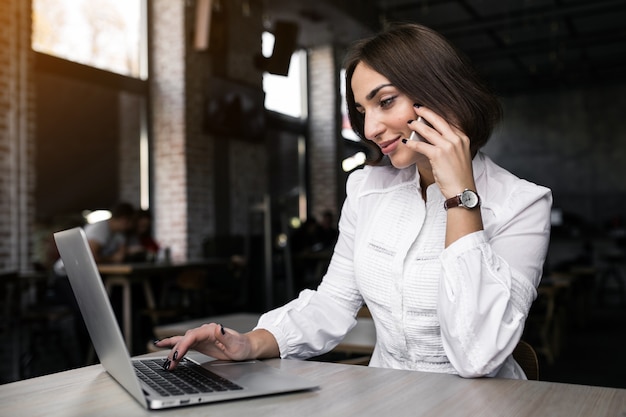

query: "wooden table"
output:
1 353 624 417
98 259 230 352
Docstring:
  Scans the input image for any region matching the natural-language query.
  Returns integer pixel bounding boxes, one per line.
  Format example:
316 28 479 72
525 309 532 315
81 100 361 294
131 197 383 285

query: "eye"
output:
380 95 397 109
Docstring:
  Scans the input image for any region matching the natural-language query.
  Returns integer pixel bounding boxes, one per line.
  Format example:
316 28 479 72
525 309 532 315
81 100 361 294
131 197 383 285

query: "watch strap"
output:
444 195 462 210
444 189 480 210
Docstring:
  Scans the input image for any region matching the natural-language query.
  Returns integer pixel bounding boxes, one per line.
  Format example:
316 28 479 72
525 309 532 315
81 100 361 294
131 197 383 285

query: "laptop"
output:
53 227 318 410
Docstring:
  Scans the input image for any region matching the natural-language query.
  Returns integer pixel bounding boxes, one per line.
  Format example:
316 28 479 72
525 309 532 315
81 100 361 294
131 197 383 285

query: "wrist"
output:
246 329 279 359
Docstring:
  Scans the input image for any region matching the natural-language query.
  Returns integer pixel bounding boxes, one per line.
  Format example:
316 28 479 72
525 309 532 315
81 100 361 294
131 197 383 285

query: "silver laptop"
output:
53 227 318 410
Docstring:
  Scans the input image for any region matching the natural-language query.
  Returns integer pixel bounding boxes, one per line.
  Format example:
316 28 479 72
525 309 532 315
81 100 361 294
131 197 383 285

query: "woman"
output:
156 23 552 379
125 209 160 262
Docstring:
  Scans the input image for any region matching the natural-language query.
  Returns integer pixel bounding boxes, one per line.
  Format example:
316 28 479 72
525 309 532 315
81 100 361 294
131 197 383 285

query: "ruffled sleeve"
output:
438 181 552 377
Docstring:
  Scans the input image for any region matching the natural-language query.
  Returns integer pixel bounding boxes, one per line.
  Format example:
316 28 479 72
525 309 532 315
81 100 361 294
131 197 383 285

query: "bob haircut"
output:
344 23 502 164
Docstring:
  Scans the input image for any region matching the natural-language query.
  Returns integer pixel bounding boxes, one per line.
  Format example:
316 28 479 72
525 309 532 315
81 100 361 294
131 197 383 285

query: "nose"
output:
363 113 385 141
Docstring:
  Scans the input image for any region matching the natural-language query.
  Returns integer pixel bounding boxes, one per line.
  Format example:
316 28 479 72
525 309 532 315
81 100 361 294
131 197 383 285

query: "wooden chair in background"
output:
513 339 539 380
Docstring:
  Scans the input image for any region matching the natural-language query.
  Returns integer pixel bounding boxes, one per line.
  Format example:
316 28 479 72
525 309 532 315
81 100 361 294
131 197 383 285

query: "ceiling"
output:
262 0 626 95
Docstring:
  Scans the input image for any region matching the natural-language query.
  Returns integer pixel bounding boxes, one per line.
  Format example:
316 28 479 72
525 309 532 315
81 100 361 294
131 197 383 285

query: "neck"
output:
417 163 435 200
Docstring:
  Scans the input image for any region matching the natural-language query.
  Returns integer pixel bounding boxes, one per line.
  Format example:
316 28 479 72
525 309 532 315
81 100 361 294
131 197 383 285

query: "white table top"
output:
1 354 625 417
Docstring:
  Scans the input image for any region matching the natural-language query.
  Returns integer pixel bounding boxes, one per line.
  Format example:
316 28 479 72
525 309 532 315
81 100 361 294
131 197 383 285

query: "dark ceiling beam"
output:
321 0 381 31
378 0 626 36
465 27 626 62
435 0 626 36
453 0 534 99
379 0 453 15
487 62 626 95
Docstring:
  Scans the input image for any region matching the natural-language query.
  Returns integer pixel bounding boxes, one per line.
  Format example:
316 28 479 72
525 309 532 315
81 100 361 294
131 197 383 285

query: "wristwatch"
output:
444 189 480 210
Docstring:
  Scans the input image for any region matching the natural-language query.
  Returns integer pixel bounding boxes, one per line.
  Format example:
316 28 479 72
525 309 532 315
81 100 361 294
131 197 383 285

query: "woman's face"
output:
351 62 427 169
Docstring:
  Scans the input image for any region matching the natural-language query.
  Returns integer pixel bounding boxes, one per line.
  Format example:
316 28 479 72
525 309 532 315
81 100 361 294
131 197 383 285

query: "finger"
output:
153 336 183 371
407 109 448 149
412 106 447 135
213 324 237 354
166 324 216 370
213 325 251 360
448 125 471 148
412 106 469 149
410 111 471 161
180 323 216 353
153 336 181 348
402 127 434 157
408 119 437 146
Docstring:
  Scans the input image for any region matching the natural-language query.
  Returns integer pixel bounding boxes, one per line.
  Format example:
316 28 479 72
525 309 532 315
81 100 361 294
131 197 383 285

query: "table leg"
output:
104 276 132 352
142 280 158 325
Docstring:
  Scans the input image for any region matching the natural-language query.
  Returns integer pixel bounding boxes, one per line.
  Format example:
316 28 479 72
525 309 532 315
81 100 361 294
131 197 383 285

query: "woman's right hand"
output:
154 323 254 371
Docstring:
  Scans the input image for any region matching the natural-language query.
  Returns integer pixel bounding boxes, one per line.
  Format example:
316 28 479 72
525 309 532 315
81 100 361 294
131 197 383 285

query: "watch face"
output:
460 190 479 208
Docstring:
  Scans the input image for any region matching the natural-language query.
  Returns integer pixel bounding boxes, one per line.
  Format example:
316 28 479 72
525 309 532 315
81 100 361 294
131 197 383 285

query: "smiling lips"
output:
378 137 402 154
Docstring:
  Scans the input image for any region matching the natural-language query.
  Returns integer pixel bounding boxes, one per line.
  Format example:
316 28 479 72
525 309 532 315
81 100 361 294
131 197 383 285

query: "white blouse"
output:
256 152 552 379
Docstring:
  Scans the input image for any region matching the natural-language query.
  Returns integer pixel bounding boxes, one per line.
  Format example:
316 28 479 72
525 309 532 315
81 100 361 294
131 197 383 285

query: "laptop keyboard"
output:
134 358 244 397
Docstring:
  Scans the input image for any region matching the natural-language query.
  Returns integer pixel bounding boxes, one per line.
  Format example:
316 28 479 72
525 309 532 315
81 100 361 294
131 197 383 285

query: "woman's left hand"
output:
404 106 476 199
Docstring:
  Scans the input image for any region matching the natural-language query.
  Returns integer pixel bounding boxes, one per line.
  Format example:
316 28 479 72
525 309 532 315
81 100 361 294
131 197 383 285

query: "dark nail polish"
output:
401 138 408 144
152 339 161 345
163 359 171 370
173 351 178 361
414 103 422 108
220 324 226 335
407 119 414 124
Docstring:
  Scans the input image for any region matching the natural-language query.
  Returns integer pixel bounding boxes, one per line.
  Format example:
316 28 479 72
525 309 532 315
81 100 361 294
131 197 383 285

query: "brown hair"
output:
343 23 502 163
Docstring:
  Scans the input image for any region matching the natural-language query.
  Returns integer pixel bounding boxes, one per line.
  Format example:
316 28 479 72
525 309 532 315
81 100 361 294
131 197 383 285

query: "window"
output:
340 69 360 142
339 69 366 172
261 31 307 118
33 0 150 216
32 0 146 79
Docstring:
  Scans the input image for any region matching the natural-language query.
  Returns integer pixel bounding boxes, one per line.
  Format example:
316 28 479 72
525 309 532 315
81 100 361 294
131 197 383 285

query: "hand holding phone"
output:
409 116 432 143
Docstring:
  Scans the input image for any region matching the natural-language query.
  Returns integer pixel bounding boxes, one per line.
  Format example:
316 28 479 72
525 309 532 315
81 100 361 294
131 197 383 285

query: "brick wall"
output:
307 45 340 221
0 0 35 272
223 0 266 237
150 0 189 260
183 0 215 259
118 92 142 209
150 0 267 260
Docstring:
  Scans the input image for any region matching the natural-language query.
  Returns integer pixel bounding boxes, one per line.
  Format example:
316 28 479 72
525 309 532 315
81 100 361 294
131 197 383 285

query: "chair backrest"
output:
0 272 19 320
513 340 539 380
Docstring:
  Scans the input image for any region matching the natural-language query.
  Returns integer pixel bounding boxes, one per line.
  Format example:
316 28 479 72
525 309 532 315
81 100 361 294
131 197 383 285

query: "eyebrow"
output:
366 83 393 101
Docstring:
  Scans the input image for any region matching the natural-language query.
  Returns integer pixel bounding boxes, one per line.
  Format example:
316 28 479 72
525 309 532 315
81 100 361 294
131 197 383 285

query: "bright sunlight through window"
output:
262 31 306 119
340 69 360 141
32 0 145 79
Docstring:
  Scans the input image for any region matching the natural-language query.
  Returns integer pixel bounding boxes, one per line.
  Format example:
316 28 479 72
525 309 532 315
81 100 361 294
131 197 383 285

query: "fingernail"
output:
407 119 414 124
414 103 422 108
152 339 161 345
220 324 226 335
401 138 408 144
163 359 171 370
173 351 178 361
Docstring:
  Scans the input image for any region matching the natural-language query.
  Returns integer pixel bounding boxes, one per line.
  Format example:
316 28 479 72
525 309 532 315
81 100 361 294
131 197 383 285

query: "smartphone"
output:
409 116 432 143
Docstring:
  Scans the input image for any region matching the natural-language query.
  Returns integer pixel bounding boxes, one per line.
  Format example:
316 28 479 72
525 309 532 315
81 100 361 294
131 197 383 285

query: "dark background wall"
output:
35 72 120 219
486 81 626 234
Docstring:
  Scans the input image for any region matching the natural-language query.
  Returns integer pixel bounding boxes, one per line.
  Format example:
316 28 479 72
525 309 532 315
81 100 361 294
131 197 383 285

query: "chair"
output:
513 340 539 380
525 279 570 364
142 256 249 325
141 267 211 325
0 272 21 382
